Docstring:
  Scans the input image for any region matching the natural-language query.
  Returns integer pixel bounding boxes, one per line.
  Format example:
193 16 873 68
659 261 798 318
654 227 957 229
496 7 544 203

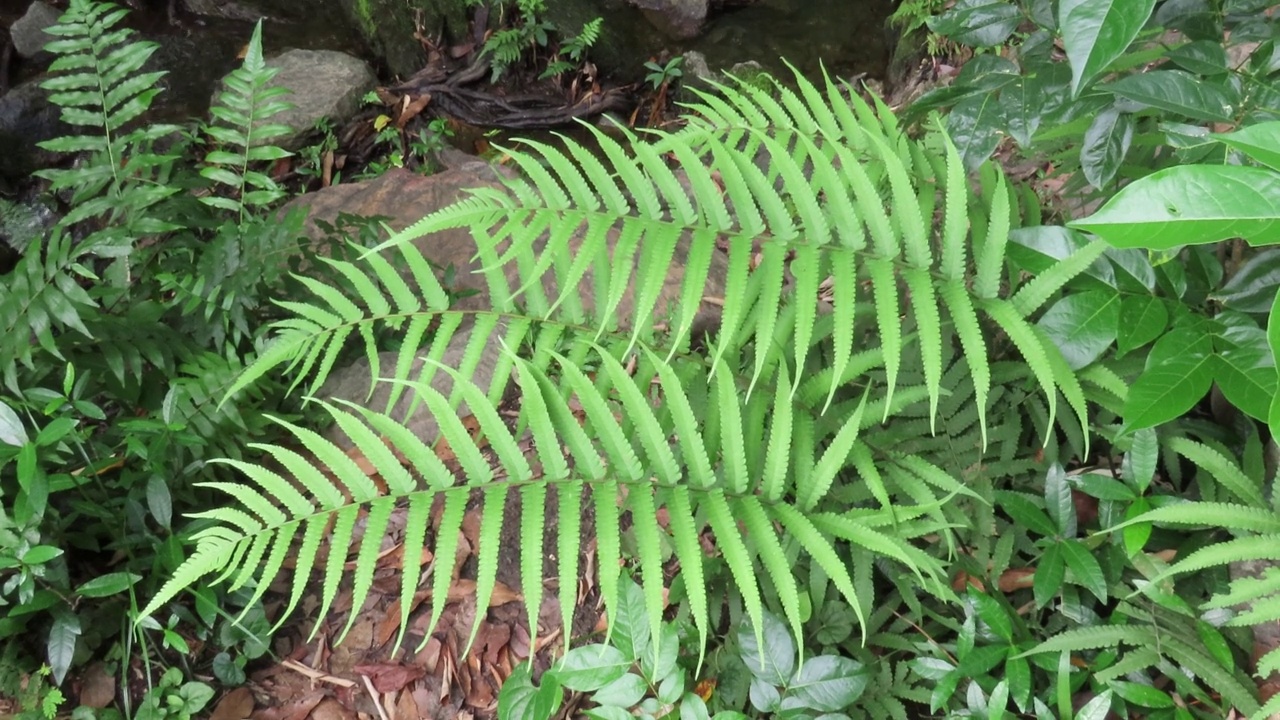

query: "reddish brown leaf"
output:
354 663 426 694
209 687 255 720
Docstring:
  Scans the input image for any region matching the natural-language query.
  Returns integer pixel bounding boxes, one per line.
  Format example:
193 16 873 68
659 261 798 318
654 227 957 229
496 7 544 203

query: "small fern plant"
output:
199 19 293 225
140 67 1099 668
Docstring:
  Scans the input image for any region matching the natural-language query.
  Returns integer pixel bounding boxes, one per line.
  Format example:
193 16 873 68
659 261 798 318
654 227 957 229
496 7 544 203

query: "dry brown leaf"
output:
307 698 356 720
354 663 425 694
392 688 420 720
77 662 115 709
997 568 1036 593
209 687 255 720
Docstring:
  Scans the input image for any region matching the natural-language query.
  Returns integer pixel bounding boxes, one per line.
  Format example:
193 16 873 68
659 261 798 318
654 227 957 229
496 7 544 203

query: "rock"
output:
0 78 69 183
215 49 375 150
11 1 60 59
334 0 468 81
284 163 729 448
680 50 713 85
626 0 708 40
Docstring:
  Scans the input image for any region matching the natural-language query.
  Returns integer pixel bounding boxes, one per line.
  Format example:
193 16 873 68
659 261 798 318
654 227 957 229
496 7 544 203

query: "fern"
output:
200 19 294 224
35 0 181 251
142 67 1097 662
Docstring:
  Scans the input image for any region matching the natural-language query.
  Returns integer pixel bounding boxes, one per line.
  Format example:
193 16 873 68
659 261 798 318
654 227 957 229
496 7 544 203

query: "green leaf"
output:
928 0 1020 47
1213 121 1280 172
1109 680 1173 709
1074 689 1112 720
1122 333 1215 431
1270 291 1280 442
948 92 1007 170
739 611 795 686
1101 70 1236 122
1071 165 1280 249
1060 539 1107 602
76 572 141 598
554 645 630 692
1116 296 1167 356
1034 543 1065 608
0 400 28 447
996 491 1058 537
1213 347 1276 422
1059 0 1157 95
592 673 647 708
1213 248 1280 313
785 656 868 712
1080 107 1133 189
47 608 80 684
1036 290 1120 369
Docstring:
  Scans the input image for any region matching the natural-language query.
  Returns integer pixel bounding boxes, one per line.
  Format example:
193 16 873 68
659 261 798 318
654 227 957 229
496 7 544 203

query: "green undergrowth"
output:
1 1 1279 719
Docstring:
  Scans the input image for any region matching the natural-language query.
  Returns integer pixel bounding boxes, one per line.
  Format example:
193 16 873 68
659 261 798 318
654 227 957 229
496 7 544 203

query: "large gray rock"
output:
217 49 375 150
0 78 69 183
11 1 60 59
626 0 708 39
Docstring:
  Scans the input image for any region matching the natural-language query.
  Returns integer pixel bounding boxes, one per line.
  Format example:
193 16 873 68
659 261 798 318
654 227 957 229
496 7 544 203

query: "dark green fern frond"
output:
201 20 294 223
0 230 96 379
35 0 180 252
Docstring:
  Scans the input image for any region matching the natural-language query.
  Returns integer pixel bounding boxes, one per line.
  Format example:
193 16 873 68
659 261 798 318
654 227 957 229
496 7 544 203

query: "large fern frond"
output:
147 65 1096 659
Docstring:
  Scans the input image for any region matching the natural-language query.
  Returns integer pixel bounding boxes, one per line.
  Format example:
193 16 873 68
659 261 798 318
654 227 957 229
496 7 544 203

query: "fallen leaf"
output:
354 663 425 694
77 663 115 708
210 687 255 720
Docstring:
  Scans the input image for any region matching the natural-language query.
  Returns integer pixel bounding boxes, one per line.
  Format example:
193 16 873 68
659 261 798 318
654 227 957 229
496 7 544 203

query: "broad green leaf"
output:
1074 689 1112 720
1080 107 1133 189
554 645 630 691
948 92 1007 170
1071 165 1280 249
1060 539 1107 602
739 611 795 686
995 491 1058 537
1116 295 1167 356
76 572 141 598
1101 70 1236 122
47 608 81 684
1109 680 1174 709
1270 291 1280 441
1036 290 1120 369
1166 40 1230 76
1123 350 1214 432
928 0 1020 47
1213 121 1280 172
592 673 648 708
1214 347 1276 421
1060 0 1156 95
1034 543 1065 608
0 401 27 447
786 656 869 712
1213 249 1280 313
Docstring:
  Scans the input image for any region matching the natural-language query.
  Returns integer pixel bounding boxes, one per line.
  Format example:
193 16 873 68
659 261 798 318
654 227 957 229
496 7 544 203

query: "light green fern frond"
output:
201 20 294 223
146 64 1098 663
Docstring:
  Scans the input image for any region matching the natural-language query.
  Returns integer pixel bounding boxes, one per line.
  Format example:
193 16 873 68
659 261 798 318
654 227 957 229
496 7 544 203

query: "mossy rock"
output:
338 0 470 79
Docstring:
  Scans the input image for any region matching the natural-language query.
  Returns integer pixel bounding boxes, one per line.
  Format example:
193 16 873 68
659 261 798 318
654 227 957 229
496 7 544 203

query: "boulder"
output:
214 49 375 150
0 78 69 184
11 1 59 59
626 0 708 40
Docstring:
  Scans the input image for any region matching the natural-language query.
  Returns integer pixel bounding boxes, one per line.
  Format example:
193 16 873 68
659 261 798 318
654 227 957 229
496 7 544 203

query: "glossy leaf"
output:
949 92 1007 170
1214 347 1277 421
1059 0 1157 95
1060 539 1107 602
1167 40 1230 75
1102 70 1237 122
1037 290 1121 369
928 0 1021 47
785 656 869 712
1123 347 1214 432
1070 165 1280 248
1213 249 1280 313
1270 292 1280 440
1081 107 1133 189
1212 121 1280 171
1116 295 1167 356
1034 543 1065 608
0 400 27 447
